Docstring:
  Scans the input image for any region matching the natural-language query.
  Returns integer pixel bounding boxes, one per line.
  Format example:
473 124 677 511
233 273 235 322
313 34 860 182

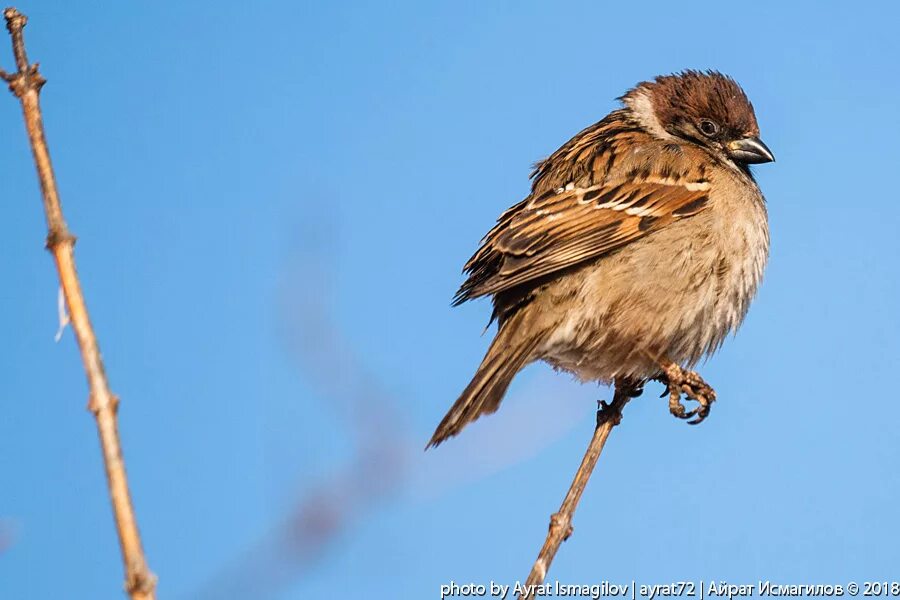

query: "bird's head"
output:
624 70 774 166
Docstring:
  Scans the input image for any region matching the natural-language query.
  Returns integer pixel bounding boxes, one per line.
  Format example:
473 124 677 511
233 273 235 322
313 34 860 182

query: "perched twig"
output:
518 380 636 598
1 8 156 599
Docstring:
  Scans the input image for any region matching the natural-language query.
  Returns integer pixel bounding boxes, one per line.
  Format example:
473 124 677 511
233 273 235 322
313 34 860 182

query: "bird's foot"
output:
596 399 625 427
596 378 644 427
656 363 716 425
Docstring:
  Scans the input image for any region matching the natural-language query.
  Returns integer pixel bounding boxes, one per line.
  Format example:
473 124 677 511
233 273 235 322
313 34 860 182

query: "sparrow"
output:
428 70 774 448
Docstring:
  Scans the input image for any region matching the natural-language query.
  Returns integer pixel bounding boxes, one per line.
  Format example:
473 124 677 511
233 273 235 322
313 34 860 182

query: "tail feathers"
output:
427 322 543 448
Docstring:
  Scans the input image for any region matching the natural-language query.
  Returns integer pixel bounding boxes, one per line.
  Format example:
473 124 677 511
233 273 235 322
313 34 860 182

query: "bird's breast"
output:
538 175 769 381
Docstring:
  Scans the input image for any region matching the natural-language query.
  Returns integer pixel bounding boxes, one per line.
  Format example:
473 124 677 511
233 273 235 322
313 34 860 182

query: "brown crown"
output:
642 70 760 138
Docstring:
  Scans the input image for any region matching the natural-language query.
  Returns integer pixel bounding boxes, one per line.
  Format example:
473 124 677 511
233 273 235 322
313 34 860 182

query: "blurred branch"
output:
1 8 156 599
196 233 407 599
0 518 15 554
517 381 634 598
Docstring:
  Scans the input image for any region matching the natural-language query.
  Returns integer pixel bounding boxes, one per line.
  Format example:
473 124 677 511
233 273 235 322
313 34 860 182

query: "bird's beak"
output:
727 136 775 164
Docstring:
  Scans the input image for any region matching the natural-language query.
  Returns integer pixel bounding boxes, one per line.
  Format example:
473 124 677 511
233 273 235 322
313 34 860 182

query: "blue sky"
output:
1 1 899 598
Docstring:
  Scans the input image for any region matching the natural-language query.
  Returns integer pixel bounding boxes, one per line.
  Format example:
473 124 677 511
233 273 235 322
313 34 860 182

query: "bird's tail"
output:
427 313 545 448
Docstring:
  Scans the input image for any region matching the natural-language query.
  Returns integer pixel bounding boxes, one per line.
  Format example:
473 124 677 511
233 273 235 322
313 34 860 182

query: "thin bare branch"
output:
1 8 156 599
517 380 635 598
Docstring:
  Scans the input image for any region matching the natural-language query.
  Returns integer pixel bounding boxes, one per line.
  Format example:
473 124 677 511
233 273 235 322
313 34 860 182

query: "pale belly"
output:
538 199 768 383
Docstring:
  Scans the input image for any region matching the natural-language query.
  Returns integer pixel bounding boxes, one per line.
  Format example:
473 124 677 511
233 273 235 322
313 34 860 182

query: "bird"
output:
428 70 774 448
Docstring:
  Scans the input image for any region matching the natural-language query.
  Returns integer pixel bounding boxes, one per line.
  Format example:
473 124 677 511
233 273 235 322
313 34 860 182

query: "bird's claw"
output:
657 364 716 425
596 399 624 427
595 378 644 427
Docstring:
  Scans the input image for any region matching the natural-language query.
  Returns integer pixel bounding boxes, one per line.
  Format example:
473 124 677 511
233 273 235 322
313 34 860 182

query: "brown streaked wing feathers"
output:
453 181 709 304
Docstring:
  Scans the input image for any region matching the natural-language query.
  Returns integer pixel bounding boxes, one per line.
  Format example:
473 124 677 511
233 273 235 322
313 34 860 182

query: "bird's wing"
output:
453 178 711 304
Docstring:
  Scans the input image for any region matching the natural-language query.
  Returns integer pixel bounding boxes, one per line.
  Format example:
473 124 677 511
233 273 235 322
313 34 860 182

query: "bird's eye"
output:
698 119 719 137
